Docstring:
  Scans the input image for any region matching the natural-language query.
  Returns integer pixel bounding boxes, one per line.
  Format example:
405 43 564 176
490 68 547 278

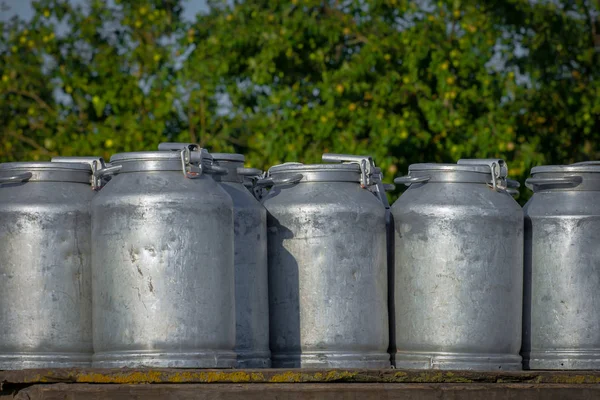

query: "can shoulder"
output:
391 183 523 219
524 191 600 217
92 173 233 209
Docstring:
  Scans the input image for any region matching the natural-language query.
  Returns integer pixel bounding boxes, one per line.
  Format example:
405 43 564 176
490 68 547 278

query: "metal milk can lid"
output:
268 162 362 183
0 161 93 185
110 146 226 179
394 159 519 194
527 163 600 191
260 153 394 208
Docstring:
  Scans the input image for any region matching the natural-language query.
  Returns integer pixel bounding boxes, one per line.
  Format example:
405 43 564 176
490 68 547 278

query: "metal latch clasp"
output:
322 153 394 208
158 142 227 178
457 158 508 191
322 153 374 187
179 146 205 178
52 156 119 190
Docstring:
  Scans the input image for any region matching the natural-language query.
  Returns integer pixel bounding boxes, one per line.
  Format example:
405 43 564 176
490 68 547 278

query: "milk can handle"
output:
506 179 520 188
506 188 519 198
238 167 263 176
394 176 430 185
203 164 228 175
505 179 520 198
256 174 303 188
525 176 582 190
0 172 33 184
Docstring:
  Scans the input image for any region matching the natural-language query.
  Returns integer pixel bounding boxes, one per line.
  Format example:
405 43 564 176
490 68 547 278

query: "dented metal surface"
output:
0 162 95 369
262 157 390 368
212 153 270 368
91 150 236 368
392 161 524 370
523 164 600 370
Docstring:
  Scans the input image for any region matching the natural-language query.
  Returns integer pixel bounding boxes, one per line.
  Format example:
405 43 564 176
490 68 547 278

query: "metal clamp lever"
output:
322 153 375 187
52 157 114 190
52 156 107 166
322 153 393 207
179 147 204 178
93 164 122 190
457 158 508 191
371 167 393 208
158 142 227 178
94 165 122 178
0 172 33 184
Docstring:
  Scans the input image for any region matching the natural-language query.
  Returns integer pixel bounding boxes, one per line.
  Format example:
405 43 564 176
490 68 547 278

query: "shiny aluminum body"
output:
91 150 235 368
262 158 389 368
0 162 94 369
392 160 524 370
212 153 270 368
523 164 600 369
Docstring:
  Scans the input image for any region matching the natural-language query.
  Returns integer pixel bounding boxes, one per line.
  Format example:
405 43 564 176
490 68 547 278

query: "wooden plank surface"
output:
2 368 600 385
10 383 600 400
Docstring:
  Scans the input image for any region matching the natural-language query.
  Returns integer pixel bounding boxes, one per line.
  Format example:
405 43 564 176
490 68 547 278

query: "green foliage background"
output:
1 0 599 202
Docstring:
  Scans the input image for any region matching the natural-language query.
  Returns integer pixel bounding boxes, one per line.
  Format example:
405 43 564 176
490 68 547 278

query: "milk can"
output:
322 156 398 365
0 161 96 368
91 146 236 368
205 152 270 368
261 154 390 368
523 163 600 369
392 159 524 370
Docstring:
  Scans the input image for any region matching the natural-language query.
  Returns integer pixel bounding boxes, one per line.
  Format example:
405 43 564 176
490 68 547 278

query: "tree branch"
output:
6 130 54 155
199 93 207 146
4 89 56 115
187 106 197 144
322 4 369 44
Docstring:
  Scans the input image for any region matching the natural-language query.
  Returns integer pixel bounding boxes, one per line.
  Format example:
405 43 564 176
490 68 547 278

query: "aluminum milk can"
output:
261 154 390 368
323 156 398 365
0 161 96 368
392 159 524 370
210 152 271 368
523 163 600 369
91 147 236 368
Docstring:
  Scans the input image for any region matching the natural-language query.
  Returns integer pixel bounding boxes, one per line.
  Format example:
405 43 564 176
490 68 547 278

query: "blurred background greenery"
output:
1 0 599 202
